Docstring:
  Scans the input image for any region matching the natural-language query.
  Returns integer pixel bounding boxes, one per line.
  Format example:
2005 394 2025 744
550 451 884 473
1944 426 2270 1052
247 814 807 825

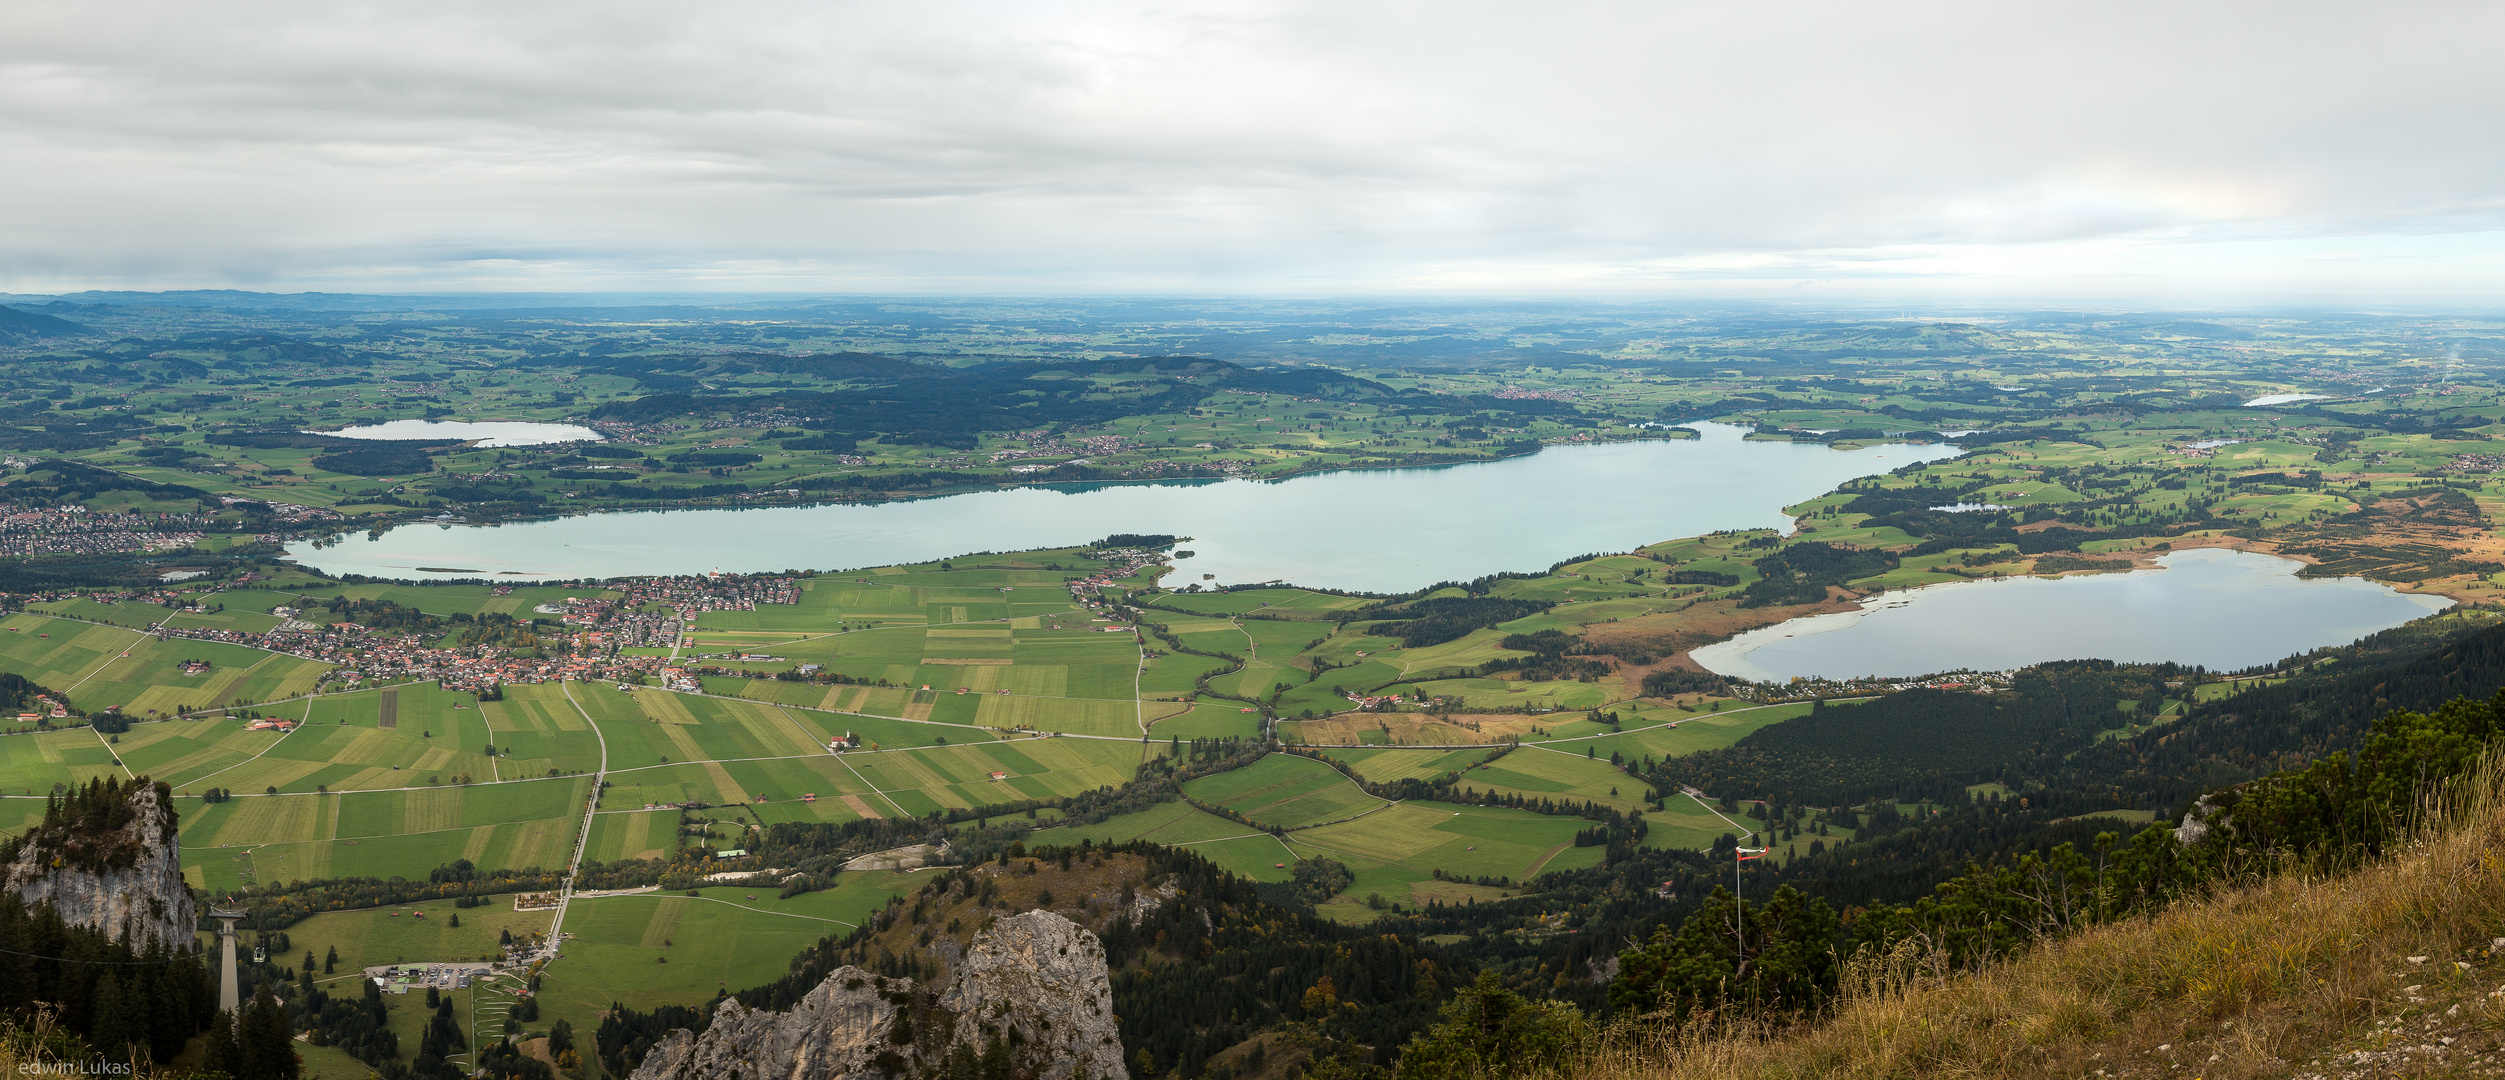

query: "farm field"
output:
0 615 333 716
1281 708 1617 746
1042 799 1266 850
1143 701 1264 739
284 895 556 973
1576 701 1824 762
0 528 1894 958
177 778 592 893
0 615 150 691
1181 753 1385 829
0 513 1985 1075
1321 747 1499 783
1144 590 1366 617
1285 800 1592 907
1454 745 1651 813
531 875 915 1038
0 727 144 794
1645 794 1755 852
0 528 1895 943
1052 800 1299 881
1397 675 1622 712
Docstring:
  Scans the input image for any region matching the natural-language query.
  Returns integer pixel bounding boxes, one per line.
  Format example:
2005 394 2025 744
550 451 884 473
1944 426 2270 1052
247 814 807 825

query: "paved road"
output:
547 681 612 946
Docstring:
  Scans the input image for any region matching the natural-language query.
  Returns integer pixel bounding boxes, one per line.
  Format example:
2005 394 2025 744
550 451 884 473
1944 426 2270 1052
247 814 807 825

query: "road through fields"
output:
549 680 611 947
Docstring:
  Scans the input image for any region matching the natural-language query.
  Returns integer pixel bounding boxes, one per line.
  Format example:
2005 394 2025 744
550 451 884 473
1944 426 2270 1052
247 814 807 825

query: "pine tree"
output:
88 969 130 1063
324 946 339 974
202 1010 240 1079
143 947 194 1064
237 984 300 1080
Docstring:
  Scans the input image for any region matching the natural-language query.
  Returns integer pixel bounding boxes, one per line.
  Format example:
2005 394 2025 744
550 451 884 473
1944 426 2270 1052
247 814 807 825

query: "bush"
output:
1394 972 1592 1080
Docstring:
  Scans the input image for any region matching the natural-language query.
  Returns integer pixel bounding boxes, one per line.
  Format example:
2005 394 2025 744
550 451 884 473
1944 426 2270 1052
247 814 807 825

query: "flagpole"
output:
1734 843 1765 972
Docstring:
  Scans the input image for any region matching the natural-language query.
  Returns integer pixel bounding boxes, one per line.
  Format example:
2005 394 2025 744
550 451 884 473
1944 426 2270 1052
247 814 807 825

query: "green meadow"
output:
176 778 591 893
531 876 915 1039
1322 746 1498 783
1285 801 1594 911
0 521 1937 1063
0 531 1868 929
1452 746 1651 813
1182 753 1385 828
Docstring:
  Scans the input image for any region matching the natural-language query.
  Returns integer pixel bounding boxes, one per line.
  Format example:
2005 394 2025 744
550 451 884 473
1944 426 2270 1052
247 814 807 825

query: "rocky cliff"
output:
630 911 1127 1080
0 776 197 950
941 911 1128 1080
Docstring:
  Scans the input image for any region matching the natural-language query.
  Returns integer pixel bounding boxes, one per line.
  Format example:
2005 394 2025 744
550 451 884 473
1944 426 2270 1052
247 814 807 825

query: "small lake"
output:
1692 548 2452 681
282 423 1960 590
2244 393 2330 407
312 420 604 447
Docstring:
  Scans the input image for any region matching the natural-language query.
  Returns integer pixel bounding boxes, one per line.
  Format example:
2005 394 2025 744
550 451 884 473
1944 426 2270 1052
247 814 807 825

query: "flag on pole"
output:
1735 848 1766 861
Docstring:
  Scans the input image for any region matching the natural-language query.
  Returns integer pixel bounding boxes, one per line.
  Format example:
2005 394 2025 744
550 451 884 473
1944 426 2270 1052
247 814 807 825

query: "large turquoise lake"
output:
1693 547 2453 680
283 424 1958 591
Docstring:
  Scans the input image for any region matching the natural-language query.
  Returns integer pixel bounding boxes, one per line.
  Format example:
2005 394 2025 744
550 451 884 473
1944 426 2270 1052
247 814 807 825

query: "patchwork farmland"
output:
0 542 1828 1059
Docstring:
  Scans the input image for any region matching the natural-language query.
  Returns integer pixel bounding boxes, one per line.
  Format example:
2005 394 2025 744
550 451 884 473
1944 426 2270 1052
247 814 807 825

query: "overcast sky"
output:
5 1 2503 300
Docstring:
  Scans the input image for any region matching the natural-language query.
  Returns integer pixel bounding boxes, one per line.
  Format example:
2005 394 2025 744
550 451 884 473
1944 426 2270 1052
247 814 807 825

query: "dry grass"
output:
1556 769 2505 1080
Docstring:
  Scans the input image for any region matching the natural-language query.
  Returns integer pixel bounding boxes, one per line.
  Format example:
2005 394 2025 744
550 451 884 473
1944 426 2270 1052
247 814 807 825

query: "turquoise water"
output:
1692 548 2452 681
283 424 1959 591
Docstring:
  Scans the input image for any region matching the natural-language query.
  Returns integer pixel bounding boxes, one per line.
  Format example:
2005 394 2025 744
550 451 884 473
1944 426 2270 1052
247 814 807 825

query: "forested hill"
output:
0 305 83 344
581 355 1397 432
1644 613 2505 822
580 353 1587 445
1643 662 2160 811
1390 610 2505 1012
2112 615 2505 800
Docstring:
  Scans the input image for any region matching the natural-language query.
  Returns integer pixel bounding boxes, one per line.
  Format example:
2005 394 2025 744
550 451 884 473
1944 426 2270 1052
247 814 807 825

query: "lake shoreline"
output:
1688 546 2456 682
305 426 1999 535
286 429 1960 588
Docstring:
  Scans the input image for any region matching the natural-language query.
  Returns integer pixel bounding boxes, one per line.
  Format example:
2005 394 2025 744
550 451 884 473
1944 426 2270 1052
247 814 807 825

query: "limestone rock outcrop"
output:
630 970 909 1080
629 910 1127 1080
1 777 196 950
943 911 1128 1080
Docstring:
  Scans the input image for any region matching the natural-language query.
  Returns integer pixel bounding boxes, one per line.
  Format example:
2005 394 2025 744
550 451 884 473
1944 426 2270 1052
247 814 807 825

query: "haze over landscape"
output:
7 6 2505 1080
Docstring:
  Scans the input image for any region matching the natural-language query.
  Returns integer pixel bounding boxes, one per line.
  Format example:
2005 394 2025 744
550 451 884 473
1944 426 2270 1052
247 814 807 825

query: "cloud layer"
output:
5 0 2503 297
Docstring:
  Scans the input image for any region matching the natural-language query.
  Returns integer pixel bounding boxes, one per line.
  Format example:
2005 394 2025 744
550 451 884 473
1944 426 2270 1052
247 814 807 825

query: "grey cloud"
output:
3 0 2503 295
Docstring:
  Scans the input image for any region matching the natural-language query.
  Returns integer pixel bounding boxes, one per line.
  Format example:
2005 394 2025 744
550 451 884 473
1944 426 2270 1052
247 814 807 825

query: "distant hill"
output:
0 304 84 343
582 353 1424 442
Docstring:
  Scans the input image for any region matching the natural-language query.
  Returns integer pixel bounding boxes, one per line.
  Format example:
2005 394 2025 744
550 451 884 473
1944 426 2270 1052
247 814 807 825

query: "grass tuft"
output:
1551 763 2505 1079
